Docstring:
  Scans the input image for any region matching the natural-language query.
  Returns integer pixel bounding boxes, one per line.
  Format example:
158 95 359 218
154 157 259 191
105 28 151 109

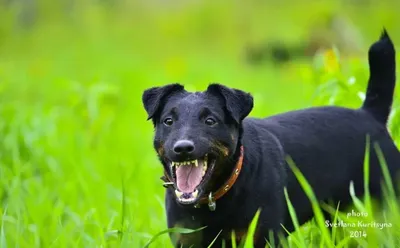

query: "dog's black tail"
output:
362 29 396 124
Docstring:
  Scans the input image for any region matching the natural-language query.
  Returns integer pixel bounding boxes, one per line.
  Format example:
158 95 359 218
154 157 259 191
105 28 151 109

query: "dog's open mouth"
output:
170 154 216 204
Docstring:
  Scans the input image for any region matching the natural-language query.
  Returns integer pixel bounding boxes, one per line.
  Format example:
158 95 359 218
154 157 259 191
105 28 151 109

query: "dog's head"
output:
142 83 253 205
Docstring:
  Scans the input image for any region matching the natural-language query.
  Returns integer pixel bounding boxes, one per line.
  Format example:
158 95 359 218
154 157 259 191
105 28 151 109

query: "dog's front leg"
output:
251 196 287 248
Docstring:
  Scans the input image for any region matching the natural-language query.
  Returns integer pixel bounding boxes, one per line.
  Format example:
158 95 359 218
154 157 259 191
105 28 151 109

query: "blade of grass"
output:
283 187 307 247
244 209 261 248
207 229 223 248
349 181 367 213
286 156 334 248
279 224 301 248
120 162 126 242
331 202 340 243
363 135 372 217
143 226 206 248
373 142 400 219
0 206 7 248
230 231 237 248
335 236 352 248
275 232 289 248
374 143 396 198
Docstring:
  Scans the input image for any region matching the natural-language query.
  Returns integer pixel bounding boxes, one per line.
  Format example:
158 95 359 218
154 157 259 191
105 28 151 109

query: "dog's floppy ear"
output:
207 83 253 123
142 83 184 120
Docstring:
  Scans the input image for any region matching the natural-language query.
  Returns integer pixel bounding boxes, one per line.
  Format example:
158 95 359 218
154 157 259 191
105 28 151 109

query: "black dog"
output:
142 30 400 247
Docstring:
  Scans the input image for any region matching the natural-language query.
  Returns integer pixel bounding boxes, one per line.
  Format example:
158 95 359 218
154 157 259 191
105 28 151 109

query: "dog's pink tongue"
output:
176 165 203 193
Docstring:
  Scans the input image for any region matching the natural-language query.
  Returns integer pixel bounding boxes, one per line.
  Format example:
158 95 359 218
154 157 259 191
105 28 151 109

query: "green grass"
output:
0 1 400 247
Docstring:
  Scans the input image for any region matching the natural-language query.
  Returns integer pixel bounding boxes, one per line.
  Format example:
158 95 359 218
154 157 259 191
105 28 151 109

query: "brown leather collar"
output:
161 146 244 209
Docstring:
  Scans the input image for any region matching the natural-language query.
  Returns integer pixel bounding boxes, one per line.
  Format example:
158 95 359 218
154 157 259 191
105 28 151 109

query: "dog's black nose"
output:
173 140 195 155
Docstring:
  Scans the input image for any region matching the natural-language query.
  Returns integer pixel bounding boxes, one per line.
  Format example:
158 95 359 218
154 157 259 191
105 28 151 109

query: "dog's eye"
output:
205 117 216 126
163 118 173 126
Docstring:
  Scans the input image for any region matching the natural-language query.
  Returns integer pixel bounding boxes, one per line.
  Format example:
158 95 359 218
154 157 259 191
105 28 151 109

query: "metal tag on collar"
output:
208 192 216 211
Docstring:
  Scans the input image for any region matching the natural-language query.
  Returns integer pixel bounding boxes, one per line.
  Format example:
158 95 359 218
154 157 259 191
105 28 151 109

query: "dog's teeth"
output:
171 162 175 167
175 190 183 198
193 190 198 198
202 170 205 176
194 160 198 167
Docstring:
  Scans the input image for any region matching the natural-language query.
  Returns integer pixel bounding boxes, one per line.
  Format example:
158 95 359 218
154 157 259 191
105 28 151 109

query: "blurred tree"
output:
244 13 365 65
2 0 37 29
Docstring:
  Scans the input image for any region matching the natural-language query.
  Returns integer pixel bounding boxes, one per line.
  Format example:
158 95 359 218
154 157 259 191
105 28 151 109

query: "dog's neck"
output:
193 141 244 211
199 124 245 206
207 139 243 193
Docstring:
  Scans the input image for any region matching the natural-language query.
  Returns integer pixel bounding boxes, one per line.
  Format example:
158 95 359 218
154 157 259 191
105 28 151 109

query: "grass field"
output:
0 1 400 247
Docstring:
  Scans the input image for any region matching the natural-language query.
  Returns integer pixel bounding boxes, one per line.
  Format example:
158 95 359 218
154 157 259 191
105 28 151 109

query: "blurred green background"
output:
0 0 399 247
